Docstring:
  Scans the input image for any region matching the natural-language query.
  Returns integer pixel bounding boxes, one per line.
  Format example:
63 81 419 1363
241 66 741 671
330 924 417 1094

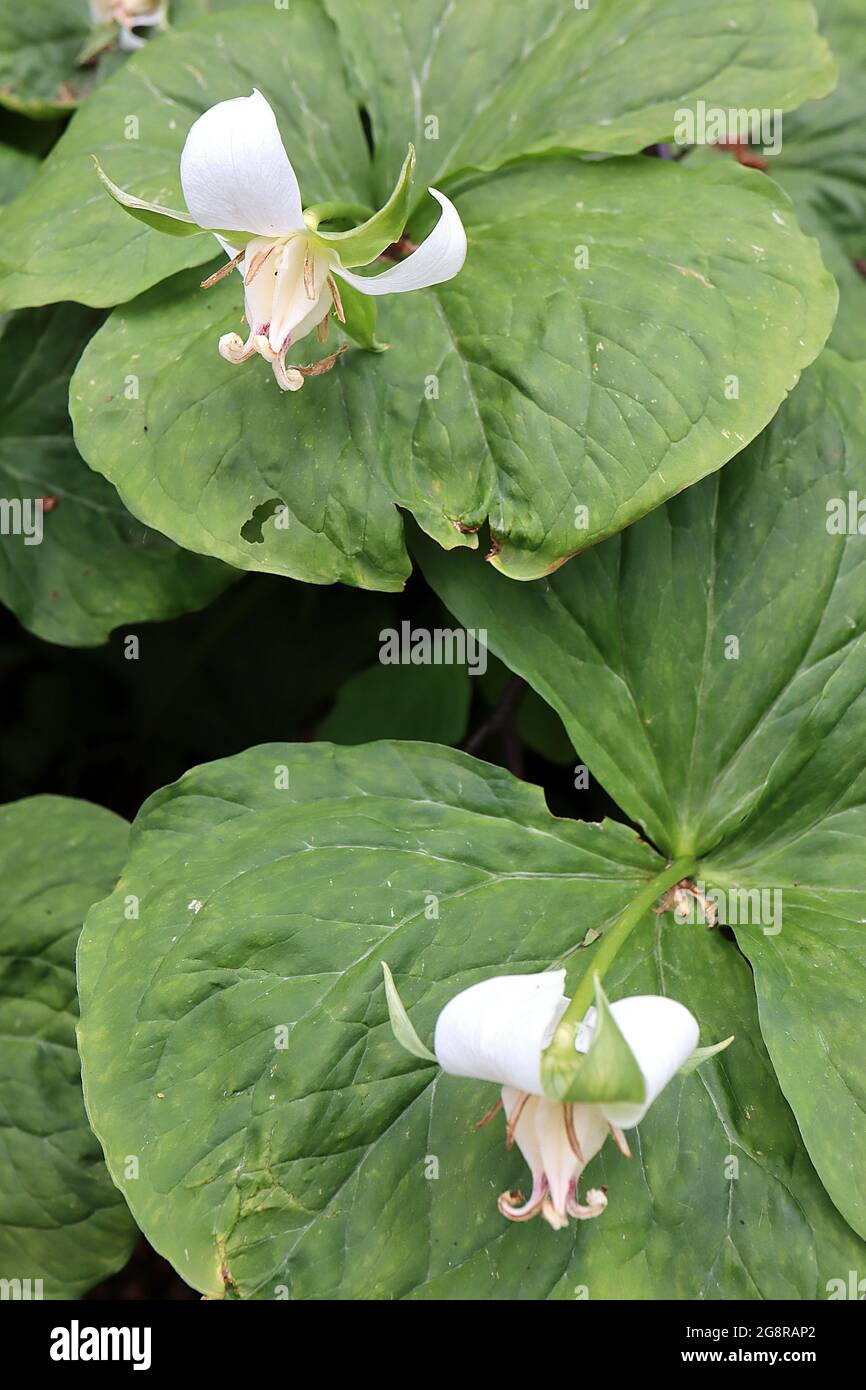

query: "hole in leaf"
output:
241 498 286 544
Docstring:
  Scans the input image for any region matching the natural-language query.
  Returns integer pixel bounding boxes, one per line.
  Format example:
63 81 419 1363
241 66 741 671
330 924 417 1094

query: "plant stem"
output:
462 675 526 776
556 855 697 1032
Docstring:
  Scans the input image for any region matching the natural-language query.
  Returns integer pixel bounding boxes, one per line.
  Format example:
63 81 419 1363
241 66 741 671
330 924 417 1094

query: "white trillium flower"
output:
178 91 467 392
433 970 700 1230
90 0 165 52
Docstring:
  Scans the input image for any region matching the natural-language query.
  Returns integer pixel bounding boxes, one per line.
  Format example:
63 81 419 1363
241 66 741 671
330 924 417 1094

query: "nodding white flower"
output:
433 971 699 1230
90 0 165 51
177 90 467 391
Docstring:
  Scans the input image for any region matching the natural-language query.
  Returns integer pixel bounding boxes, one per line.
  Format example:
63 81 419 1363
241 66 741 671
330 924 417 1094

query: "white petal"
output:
331 189 466 297
239 236 279 335
268 240 330 353
180 90 304 237
434 971 567 1095
534 1098 577 1221
601 996 700 1129
502 1087 544 1180
499 1088 546 1220
537 1100 608 1222
283 282 333 352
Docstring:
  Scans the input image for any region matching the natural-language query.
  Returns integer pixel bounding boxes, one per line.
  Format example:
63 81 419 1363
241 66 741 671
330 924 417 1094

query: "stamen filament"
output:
475 1097 504 1130
327 274 346 324
244 244 275 285
505 1091 531 1150
201 250 245 289
564 1105 585 1161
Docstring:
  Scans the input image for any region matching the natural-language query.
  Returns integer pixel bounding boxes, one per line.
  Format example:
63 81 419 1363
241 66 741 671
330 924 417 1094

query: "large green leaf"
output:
0 304 234 646
703 823 866 1244
70 156 835 589
319 662 472 747
0 0 265 120
0 0 835 311
76 742 863 1298
0 112 59 206
415 351 866 858
0 4 374 311
324 0 835 205
0 139 39 207
738 0 866 359
0 795 137 1299
0 0 99 119
415 349 866 1238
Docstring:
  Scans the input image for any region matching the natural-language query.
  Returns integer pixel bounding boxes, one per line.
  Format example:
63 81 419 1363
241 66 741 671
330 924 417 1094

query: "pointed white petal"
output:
498 1088 546 1220
180 90 304 238
534 1098 578 1222
434 971 567 1095
283 283 333 352
570 1102 611 1170
239 236 279 335
268 241 330 352
331 188 466 297
502 1088 544 1179
601 996 700 1129
537 1100 609 1223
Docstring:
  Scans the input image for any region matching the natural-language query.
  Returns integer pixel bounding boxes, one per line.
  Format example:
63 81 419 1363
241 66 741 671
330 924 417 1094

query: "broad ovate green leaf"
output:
0 304 234 646
0 0 100 119
319 662 472 747
0 0 835 310
0 796 137 1299
71 157 836 588
416 350 866 1238
76 743 863 1298
325 0 835 205
765 0 866 359
0 0 265 120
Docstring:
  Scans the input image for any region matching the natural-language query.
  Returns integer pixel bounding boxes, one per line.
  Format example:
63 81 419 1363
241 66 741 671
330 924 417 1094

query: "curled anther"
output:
218 330 263 364
498 1183 546 1222
567 1185 608 1221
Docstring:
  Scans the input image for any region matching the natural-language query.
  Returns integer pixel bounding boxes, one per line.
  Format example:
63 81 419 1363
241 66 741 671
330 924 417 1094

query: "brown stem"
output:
380 235 420 262
462 675 526 777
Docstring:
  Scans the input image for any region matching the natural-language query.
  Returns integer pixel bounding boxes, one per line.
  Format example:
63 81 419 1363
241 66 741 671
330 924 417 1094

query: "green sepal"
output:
381 962 437 1063
678 1035 735 1075
309 146 415 268
335 276 388 352
93 159 256 246
541 973 646 1106
303 200 375 231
